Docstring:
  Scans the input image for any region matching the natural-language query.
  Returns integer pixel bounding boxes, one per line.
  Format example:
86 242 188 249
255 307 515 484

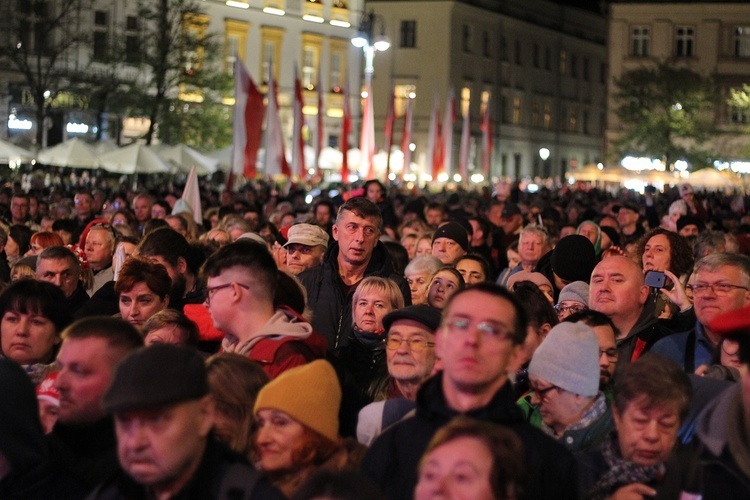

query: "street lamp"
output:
351 12 390 84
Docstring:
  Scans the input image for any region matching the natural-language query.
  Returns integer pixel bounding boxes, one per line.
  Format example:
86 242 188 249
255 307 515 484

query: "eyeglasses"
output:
530 384 560 402
686 282 749 297
204 282 250 305
385 336 435 352
600 348 619 361
444 317 516 341
553 304 587 316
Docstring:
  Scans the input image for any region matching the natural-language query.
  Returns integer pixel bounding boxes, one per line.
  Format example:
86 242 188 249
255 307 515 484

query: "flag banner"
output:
292 66 306 178
232 60 264 178
264 66 291 177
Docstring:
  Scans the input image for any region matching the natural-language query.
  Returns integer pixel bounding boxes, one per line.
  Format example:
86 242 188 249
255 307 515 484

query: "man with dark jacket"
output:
361 284 578 500
299 197 410 350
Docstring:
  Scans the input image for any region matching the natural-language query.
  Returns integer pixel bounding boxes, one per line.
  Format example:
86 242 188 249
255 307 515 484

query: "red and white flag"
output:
383 91 395 180
427 94 442 180
232 60 264 179
400 98 413 180
442 88 456 176
459 100 471 179
292 66 306 178
341 84 351 182
314 67 324 178
264 66 291 177
360 80 375 179
481 101 493 176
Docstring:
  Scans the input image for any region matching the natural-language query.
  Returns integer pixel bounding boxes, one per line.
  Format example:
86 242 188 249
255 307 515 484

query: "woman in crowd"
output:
114 257 171 328
254 360 365 498
414 416 524 500
140 309 199 346
0 279 72 384
427 267 465 310
27 231 64 257
6 225 32 267
404 256 443 305
415 235 434 258
206 353 269 462
577 221 603 256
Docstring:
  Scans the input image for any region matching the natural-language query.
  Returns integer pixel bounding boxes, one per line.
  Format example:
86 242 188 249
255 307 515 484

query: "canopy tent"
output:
688 168 740 189
97 143 171 174
155 144 220 176
0 139 35 164
93 140 118 155
565 164 630 183
36 138 99 169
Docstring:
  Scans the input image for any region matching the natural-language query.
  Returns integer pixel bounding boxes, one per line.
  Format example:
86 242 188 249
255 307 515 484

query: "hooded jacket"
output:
360 373 579 500
299 241 411 350
221 307 327 379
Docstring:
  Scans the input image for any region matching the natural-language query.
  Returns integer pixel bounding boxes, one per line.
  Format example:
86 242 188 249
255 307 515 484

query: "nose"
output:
14 317 30 337
256 424 271 446
599 352 611 369
54 369 68 390
126 303 139 319
642 420 659 441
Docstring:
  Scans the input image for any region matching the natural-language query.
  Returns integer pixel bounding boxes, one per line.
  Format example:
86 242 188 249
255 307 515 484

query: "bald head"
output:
589 256 648 335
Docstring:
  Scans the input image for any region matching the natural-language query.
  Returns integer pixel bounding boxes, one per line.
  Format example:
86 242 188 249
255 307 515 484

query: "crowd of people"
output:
1 174 750 499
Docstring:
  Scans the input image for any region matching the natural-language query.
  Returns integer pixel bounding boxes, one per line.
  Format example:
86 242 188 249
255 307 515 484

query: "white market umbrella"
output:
37 138 99 169
0 139 34 164
93 139 118 155
98 143 171 174
156 144 219 175
688 168 739 189
206 145 232 168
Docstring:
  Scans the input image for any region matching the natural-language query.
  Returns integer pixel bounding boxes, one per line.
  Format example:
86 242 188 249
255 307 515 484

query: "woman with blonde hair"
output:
254 360 365 498
206 353 269 461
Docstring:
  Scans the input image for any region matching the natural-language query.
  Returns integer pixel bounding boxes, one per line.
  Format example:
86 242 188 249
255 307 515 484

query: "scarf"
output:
352 324 386 351
587 433 666 500
727 389 750 479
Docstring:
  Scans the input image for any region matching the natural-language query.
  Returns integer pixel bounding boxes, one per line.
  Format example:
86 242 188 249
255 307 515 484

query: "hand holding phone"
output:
645 270 666 288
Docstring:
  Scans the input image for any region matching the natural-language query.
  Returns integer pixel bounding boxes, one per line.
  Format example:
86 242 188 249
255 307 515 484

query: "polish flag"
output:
232 60 264 179
314 67 324 178
442 88 456 176
481 102 493 176
427 94 442 180
400 98 413 179
360 79 375 179
383 91 395 180
264 66 291 176
341 85 351 182
459 100 471 179
292 66 306 178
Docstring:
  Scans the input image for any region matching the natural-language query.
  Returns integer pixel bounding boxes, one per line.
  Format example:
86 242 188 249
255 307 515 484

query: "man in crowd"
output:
299 197 410 350
36 246 90 314
615 201 645 247
357 304 441 445
589 255 667 362
203 239 327 378
10 192 32 226
498 224 550 287
652 253 750 372
48 317 143 493
566 309 620 393
467 216 495 274
91 344 278 499
132 193 153 235
85 223 115 295
282 223 329 275
431 221 469 266
423 202 445 229
527 322 614 453
362 283 578 499
312 199 336 236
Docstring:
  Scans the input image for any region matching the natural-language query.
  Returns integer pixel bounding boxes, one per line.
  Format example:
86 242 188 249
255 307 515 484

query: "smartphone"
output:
645 270 666 288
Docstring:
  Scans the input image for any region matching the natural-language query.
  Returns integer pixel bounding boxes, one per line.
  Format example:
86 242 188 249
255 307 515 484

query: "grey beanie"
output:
558 281 590 307
528 322 599 397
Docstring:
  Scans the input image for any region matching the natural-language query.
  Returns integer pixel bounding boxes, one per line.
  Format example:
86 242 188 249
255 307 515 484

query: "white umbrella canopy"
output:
37 138 99 169
97 143 171 175
206 145 232 168
0 139 35 164
688 168 739 189
156 144 219 175
93 139 118 155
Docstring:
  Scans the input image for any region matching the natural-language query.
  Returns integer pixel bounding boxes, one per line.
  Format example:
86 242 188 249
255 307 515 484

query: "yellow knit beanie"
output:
253 359 341 442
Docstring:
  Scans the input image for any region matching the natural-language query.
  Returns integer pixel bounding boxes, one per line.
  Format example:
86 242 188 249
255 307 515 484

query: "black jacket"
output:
360 373 579 500
298 241 411 350
87 438 282 500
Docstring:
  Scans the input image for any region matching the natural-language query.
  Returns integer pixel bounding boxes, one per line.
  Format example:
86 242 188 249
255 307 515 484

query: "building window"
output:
461 87 470 117
93 10 108 61
533 44 539 68
570 54 577 77
501 95 508 123
302 47 316 88
731 105 750 124
330 53 342 91
329 37 349 93
499 36 507 61
125 16 140 64
515 40 522 65
261 26 285 84
481 90 490 115
735 27 750 58
462 25 471 53
531 101 540 127
631 26 650 57
394 84 416 116
400 20 416 48
181 14 208 77
543 103 551 129
569 106 577 132
675 26 694 57
545 47 551 70
582 109 590 134
512 97 521 125
224 19 249 75
482 31 490 57
559 49 567 75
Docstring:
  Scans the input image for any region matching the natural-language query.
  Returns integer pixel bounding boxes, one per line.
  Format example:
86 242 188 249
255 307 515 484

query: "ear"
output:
197 396 215 437
163 295 170 308
638 284 650 305
176 257 188 275
332 223 340 242
507 343 525 373
539 323 553 342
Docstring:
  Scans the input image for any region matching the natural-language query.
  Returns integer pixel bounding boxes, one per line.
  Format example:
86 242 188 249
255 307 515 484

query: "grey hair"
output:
694 253 750 288
405 255 443 277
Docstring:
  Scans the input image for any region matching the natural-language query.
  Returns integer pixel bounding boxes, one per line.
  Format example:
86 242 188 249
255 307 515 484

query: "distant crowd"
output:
1 176 750 499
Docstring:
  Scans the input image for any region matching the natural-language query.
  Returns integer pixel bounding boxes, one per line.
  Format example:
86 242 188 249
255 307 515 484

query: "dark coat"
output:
298 241 411 350
361 373 579 500
87 438 282 500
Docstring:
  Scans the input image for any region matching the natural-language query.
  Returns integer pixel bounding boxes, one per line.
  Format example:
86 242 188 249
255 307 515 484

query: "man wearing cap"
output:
431 221 469 265
47 317 143 493
299 197 410 350
357 305 441 445
615 201 645 247
677 215 704 239
90 344 280 499
203 239 327 379
525 322 614 453
282 223 329 275
362 283 578 500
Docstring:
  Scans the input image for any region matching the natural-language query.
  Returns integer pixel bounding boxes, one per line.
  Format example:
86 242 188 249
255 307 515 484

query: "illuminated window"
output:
543 103 552 129
512 97 521 125
329 37 348 93
224 20 249 75
569 106 578 132
481 90 490 115
531 101 540 127
182 13 209 77
301 33 322 89
261 26 285 84
461 87 471 117
394 84 416 116
559 49 567 75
